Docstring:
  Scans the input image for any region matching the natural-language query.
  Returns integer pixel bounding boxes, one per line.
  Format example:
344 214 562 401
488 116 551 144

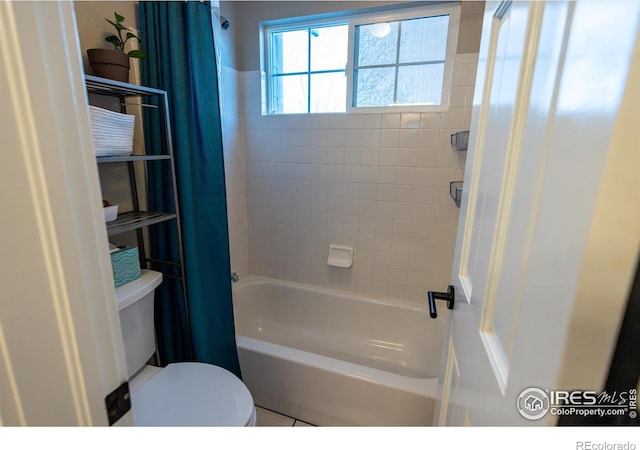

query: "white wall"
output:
238 53 477 303
231 1 484 71
220 66 250 278
217 1 483 303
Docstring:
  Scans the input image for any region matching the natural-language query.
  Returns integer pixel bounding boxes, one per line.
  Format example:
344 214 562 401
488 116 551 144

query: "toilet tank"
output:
115 270 163 379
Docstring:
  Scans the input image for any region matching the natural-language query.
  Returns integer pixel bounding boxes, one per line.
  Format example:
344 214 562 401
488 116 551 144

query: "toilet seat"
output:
130 362 256 426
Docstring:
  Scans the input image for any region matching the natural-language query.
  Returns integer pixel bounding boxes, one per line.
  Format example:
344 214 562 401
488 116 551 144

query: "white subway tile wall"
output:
221 65 249 278
222 53 478 304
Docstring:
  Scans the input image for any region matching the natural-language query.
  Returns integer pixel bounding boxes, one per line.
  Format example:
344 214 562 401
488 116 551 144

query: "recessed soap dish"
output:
327 244 354 268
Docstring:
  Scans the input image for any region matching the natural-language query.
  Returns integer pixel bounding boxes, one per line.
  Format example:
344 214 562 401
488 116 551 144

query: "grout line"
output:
255 404 316 427
255 404 298 422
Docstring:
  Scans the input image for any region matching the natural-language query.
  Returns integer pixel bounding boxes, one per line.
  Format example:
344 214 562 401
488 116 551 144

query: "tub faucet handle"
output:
231 272 239 283
427 285 454 319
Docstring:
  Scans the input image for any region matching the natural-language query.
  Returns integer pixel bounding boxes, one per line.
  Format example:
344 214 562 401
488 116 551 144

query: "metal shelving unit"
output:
86 75 188 322
105 211 177 236
97 154 172 163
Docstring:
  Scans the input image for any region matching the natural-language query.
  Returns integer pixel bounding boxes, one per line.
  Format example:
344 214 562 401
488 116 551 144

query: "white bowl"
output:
103 204 119 222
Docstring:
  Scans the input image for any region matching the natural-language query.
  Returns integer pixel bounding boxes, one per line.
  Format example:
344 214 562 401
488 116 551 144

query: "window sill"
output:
263 103 450 116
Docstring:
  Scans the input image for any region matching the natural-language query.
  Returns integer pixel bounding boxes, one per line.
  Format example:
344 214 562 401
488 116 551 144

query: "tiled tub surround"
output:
220 65 249 278
239 53 478 304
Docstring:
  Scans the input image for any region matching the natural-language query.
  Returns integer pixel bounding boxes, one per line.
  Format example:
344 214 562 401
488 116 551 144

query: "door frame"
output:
0 1 129 425
554 24 640 395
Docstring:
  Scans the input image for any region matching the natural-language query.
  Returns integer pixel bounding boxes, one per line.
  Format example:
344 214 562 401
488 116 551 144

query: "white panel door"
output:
0 1 130 425
436 0 640 425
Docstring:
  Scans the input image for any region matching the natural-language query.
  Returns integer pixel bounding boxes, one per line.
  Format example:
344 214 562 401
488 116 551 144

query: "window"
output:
269 24 348 114
264 5 459 115
353 15 450 108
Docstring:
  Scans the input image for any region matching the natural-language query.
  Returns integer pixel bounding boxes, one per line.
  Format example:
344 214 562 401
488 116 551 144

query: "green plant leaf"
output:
125 32 140 42
105 35 123 51
127 50 146 59
114 12 124 23
105 18 126 32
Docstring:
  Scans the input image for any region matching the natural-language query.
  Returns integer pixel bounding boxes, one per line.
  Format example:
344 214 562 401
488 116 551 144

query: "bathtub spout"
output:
427 286 455 319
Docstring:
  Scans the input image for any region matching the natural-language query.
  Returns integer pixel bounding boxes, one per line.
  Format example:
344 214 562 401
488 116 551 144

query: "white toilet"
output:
115 270 256 426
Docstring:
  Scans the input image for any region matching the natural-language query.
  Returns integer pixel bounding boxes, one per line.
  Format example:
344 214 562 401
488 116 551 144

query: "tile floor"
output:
255 406 315 427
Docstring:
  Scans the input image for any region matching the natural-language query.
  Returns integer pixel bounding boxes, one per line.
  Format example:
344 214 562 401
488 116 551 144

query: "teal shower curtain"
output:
138 1 241 377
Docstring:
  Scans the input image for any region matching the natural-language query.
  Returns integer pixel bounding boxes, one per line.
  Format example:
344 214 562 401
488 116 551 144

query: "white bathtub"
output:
232 276 445 426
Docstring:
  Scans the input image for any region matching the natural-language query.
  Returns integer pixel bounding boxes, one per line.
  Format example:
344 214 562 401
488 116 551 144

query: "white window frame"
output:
347 5 460 114
264 18 349 115
262 4 460 115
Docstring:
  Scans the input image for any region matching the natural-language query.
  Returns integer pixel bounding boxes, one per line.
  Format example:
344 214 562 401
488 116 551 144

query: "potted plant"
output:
87 12 145 83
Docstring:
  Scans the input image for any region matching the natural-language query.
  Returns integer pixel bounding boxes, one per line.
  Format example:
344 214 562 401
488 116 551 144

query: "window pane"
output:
310 72 346 113
266 6 456 113
273 74 308 114
272 29 308 74
396 63 444 105
355 21 399 67
310 25 348 71
355 67 395 107
399 15 449 63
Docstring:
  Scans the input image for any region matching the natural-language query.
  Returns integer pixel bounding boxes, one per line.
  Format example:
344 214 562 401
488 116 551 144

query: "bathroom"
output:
70 0 484 427
215 0 482 426
1 0 638 440
72 1 481 303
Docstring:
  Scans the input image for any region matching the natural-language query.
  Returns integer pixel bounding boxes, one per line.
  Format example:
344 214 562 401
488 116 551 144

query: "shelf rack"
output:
106 211 177 236
450 181 463 208
86 75 188 336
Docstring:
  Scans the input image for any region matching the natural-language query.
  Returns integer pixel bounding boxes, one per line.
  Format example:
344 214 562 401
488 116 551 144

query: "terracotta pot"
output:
87 48 130 83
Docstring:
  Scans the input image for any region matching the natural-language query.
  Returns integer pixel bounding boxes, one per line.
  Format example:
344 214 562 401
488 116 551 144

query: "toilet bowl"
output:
115 270 256 426
130 363 256 426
